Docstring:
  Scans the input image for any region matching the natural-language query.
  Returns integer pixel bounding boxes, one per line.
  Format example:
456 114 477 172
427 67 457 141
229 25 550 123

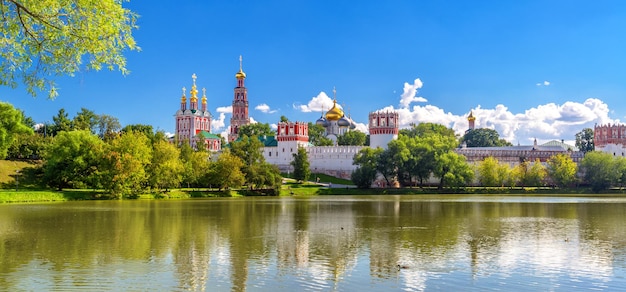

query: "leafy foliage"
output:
575 128 594 153
42 130 104 190
0 101 33 159
337 130 366 146
307 122 333 146
291 147 310 182
579 151 619 192
149 140 183 190
546 153 578 188
461 128 512 147
237 123 274 138
100 131 152 197
1 0 139 98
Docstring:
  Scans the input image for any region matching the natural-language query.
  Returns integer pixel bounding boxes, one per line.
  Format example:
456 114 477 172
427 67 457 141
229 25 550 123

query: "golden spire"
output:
201 87 207 105
181 86 187 103
190 73 198 102
235 55 246 79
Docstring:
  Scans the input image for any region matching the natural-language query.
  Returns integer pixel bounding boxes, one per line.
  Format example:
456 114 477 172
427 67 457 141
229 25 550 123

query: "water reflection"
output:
1 196 626 291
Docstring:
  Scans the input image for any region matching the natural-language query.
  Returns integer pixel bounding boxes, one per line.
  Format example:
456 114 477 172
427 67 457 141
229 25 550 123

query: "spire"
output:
180 86 187 111
235 55 246 79
189 74 198 112
201 87 207 111
333 86 337 101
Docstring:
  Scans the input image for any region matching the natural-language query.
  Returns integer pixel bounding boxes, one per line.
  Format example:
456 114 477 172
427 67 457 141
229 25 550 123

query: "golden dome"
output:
325 100 344 121
468 111 476 121
235 69 246 79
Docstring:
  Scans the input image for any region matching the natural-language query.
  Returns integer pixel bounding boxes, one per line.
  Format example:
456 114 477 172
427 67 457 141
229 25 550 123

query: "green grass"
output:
281 172 354 185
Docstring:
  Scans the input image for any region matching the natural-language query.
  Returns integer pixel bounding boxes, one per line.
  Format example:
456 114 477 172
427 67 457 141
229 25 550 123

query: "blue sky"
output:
2 0 626 144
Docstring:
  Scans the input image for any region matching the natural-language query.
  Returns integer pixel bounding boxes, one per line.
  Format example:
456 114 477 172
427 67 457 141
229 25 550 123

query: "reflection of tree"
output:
1 199 625 290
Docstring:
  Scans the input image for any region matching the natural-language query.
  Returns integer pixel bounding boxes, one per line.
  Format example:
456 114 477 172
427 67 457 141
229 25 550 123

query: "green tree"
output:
337 130 367 146
575 128 594 153
291 147 310 182
579 151 618 192
280 115 288 122
237 123 273 138
178 141 195 187
149 140 184 191
97 114 121 141
0 102 33 158
352 147 382 188
190 150 212 188
400 122 456 139
230 134 279 189
461 128 512 147
351 166 377 189
1 0 138 98
208 151 245 191
42 130 104 190
101 131 152 197
477 156 507 187
50 108 72 136
122 124 155 143
546 153 578 188
307 122 333 146
433 151 474 189
7 132 50 159
512 159 546 187
73 108 98 133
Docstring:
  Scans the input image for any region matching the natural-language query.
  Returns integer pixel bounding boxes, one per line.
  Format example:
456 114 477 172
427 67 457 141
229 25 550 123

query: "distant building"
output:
456 113 583 165
174 74 221 152
594 123 626 157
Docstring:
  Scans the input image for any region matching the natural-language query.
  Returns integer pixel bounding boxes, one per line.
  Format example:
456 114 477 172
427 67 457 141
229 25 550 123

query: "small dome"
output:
349 120 356 130
338 116 351 127
235 69 246 79
468 111 476 121
325 100 344 121
316 117 328 127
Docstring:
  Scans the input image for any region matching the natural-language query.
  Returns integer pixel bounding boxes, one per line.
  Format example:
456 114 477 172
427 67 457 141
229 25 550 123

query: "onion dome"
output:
316 116 328 126
235 55 246 79
349 120 356 130
325 100 344 121
468 111 476 122
338 116 351 127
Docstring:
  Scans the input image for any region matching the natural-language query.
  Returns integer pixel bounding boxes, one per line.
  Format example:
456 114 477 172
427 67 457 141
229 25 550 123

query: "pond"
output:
1 195 626 291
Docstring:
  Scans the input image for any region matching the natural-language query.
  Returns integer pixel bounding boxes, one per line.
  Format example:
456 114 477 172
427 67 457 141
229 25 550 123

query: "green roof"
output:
198 131 221 140
258 135 277 147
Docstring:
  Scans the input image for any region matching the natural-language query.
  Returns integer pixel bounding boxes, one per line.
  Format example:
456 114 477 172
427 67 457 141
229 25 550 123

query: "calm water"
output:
2 195 626 291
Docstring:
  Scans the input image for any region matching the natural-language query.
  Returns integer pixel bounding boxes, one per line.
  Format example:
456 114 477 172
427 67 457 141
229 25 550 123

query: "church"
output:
173 56 399 178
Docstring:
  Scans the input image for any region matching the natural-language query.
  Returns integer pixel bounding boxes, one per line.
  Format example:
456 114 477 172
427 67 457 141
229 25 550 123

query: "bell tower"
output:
229 55 250 142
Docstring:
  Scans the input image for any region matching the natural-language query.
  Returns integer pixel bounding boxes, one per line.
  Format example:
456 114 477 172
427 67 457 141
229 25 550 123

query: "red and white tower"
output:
229 55 250 142
369 111 399 149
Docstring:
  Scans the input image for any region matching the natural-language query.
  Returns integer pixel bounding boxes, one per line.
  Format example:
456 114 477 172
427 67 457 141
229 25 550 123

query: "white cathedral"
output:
174 57 398 178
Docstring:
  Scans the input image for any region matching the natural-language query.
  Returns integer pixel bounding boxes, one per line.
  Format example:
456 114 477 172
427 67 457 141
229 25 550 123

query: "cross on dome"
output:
192 73 197 86
182 87 186 96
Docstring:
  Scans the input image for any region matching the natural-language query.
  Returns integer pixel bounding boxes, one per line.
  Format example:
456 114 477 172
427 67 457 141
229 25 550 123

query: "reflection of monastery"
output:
175 57 593 180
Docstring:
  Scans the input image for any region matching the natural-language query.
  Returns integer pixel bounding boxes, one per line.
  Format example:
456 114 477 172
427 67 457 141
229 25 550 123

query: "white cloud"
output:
536 80 551 86
373 79 617 146
255 103 277 114
379 97 615 145
216 106 232 113
220 126 230 142
400 78 427 108
211 112 227 132
270 123 278 130
294 91 336 113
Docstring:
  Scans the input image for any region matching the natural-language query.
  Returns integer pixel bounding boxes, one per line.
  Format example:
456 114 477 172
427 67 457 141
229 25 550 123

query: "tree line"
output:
1 102 281 197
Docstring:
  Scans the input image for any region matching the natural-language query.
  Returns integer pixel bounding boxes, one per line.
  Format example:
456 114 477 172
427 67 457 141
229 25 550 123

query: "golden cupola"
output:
468 111 476 121
325 99 344 121
235 55 246 79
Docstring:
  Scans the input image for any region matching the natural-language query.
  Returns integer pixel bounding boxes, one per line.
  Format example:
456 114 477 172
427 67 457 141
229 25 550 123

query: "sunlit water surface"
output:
2 195 626 291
